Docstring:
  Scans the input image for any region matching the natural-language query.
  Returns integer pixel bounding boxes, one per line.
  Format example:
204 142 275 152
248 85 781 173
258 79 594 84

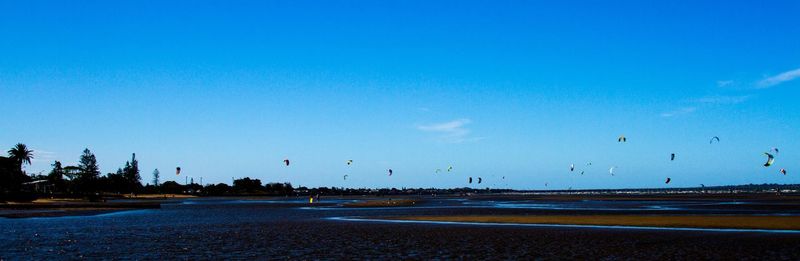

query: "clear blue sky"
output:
2 0 799 189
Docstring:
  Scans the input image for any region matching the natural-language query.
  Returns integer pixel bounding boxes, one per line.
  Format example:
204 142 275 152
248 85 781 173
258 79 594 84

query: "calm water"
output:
2 197 799 259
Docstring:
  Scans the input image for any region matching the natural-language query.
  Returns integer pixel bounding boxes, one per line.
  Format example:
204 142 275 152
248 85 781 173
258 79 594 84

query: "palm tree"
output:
8 143 34 171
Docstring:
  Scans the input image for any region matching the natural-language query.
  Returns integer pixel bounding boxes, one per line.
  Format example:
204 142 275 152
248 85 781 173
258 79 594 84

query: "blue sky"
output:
1 0 799 189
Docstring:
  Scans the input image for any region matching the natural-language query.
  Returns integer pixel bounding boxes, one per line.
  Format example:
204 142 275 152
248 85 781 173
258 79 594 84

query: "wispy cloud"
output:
29 149 57 164
717 80 734 87
662 94 750 118
25 149 58 174
417 118 478 143
660 107 696 118
663 68 794 118
690 95 750 105
757 68 800 88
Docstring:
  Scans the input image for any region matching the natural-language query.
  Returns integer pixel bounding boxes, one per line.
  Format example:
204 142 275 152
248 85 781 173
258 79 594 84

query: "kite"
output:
478 177 482 184
343 174 348 180
570 164 575 172
665 177 671 184
447 166 453 172
283 159 290 166
618 135 627 142
468 177 473 184
781 169 787 175
176 167 181 176
580 171 584 175
771 147 780 154
609 166 617 176
435 169 442 174
764 152 774 167
671 153 675 161
346 160 353 166
388 169 393 176
709 136 720 144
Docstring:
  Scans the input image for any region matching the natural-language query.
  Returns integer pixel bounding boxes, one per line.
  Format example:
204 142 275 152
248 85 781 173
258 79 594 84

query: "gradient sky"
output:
2 0 799 189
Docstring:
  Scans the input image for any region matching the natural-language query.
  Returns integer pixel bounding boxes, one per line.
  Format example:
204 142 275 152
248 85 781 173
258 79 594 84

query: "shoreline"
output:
341 199 422 208
379 214 800 230
468 193 800 202
0 200 161 218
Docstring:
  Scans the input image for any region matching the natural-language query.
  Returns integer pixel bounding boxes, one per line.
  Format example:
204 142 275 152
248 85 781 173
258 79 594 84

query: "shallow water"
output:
2 197 799 259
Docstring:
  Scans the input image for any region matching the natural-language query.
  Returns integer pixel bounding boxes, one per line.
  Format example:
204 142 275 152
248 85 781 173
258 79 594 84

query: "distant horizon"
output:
2 0 799 189
5 147 798 191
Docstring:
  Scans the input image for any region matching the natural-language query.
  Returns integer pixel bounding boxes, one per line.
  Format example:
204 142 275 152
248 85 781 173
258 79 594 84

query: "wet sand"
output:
0 208 142 218
342 199 422 207
120 194 197 199
2 195 800 259
383 214 800 230
295 219 800 259
0 201 160 218
471 193 800 202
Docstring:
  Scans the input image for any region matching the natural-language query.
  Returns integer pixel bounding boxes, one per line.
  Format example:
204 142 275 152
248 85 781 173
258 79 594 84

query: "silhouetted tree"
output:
75 148 100 193
204 183 232 196
233 177 263 193
7 143 33 173
186 183 203 194
152 169 160 187
283 182 294 195
101 169 128 193
264 182 294 195
161 181 184 194
140 184 159 194
121 153 142 193
0 156 28 194
47 161 67 193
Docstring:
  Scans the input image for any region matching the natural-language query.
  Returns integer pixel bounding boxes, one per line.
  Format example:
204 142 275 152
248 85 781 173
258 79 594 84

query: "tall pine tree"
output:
122 153 142 193
77 148 100 193
152 168 160 187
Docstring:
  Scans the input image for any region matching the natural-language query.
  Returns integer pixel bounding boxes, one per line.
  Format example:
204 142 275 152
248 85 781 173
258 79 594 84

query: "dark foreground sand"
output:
298 219 800 259
2 195 800 259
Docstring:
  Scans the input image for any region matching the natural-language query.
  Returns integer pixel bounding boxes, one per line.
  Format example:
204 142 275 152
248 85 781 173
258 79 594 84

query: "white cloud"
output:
662 95 749 118
757 68 800 88
690 95 750 105
23 149 58 174
418 119 470 132
717 80 734 87
29 149 57 163
660 107 696 117
417 118 477 143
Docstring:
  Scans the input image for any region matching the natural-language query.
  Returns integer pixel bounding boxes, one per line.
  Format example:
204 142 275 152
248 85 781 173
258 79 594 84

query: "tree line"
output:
0 142 496 200
0 144 144 199
0 143 296 200
2 143 487 199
